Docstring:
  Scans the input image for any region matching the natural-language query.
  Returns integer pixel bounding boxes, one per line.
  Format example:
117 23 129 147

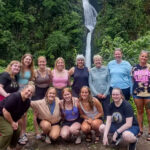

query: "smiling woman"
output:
0 84 35 150
31 87 61 144
108 48 132 101
0 60 21 101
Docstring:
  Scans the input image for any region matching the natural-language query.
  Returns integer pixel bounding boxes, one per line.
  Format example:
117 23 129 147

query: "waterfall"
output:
82 0 97 68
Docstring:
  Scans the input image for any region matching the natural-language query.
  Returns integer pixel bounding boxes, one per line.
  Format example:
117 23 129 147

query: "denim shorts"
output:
133 95 150 100
109 124 139 136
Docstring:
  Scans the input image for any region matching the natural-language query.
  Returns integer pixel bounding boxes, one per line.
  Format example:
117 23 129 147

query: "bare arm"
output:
112 117 133 142
103 116 112 145
2 108 18 130
116 117 132 133
68 67 75 86
93 98 104 119
0 84 9 97
78 103 89 120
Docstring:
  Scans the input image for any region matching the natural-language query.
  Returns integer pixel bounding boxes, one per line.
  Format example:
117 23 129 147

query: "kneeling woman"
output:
78 86 103 143
100 88 139 149
0 84 35 150
60 88 82 144
31 87 61 144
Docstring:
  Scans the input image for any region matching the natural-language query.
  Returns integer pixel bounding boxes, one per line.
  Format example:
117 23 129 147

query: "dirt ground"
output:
22 131 150 150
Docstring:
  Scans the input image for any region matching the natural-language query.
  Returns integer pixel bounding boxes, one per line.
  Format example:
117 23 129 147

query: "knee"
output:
40 121 51 134
70 126 80 135
50 132 60 141
61 130 70 140
122 131 135 143
81 123 91 134
91 120 102 131
99 124 105 133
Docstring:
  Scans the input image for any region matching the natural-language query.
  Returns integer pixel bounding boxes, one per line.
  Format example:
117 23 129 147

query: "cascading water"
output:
82 0 97 68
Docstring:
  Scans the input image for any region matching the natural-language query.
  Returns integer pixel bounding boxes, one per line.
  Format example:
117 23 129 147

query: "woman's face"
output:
23 56 32 67
56 59 64 71
63 91 72 102
23 85 34 99
114 50 122 62
80 87 89 100
139 52 148 64
112 89 122 103
77 59 84 68
94 58 102 68
47 89 56 102
11 63 21 75
38 58 47 69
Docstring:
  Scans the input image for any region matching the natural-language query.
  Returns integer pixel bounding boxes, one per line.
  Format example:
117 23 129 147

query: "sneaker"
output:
22 134 28 142
128 141 137 150
45 135 51 144
75 136 81 144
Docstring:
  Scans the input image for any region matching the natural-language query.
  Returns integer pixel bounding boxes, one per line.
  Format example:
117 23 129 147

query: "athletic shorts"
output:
109 124 139 136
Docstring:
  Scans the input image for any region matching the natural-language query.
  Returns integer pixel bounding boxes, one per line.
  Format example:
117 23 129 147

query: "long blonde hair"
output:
5 60 21 78
20 53 34 80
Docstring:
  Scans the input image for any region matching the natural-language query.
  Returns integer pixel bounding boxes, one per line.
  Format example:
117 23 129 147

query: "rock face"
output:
22 132 150 150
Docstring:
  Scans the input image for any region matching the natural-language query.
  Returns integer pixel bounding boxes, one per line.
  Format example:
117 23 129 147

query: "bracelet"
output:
116 130 120 135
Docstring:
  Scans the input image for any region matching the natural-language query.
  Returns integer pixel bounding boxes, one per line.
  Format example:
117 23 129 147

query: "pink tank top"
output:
52 69 69 88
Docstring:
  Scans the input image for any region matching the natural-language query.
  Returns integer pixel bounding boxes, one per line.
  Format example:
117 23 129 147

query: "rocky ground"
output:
21 131 150 150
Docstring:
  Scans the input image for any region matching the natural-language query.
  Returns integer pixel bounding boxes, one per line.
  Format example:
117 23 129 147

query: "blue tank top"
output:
62 106 79 121
72 66 89 97
18 71 31 85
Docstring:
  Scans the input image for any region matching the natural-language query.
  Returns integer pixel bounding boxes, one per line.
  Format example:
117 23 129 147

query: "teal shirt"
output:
108 60 132 91
18 71 31 85
89 66 110 96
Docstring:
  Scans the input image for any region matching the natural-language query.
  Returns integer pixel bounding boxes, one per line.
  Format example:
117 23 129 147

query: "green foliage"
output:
97 32 150 65
94 0 150 58
0 0 83 67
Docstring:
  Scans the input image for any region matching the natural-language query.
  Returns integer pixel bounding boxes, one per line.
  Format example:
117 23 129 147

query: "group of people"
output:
0 49 149 150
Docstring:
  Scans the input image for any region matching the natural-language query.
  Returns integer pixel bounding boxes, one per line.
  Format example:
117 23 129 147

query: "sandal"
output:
146 133 150 141
137 131 143 137
94 136 100 144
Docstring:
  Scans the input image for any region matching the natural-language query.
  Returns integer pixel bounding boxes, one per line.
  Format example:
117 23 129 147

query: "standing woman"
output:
78 86 103 143
60 88 82 144
31 87 61 144
89 55 110 119
18 53 34 144
100 88 139 149
0 84 35 150
52 57 70 99
108 48 132 100
0 60 20 101
132 50 150 140
32 56 51 139
69 55 89 97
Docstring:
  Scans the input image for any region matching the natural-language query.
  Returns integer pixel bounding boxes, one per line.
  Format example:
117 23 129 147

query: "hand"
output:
101 95 106 99
112 131 118 142
11 122 18 130
97 94 103 99
103 136 109 145
5 93 10 97
86 118 93 124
